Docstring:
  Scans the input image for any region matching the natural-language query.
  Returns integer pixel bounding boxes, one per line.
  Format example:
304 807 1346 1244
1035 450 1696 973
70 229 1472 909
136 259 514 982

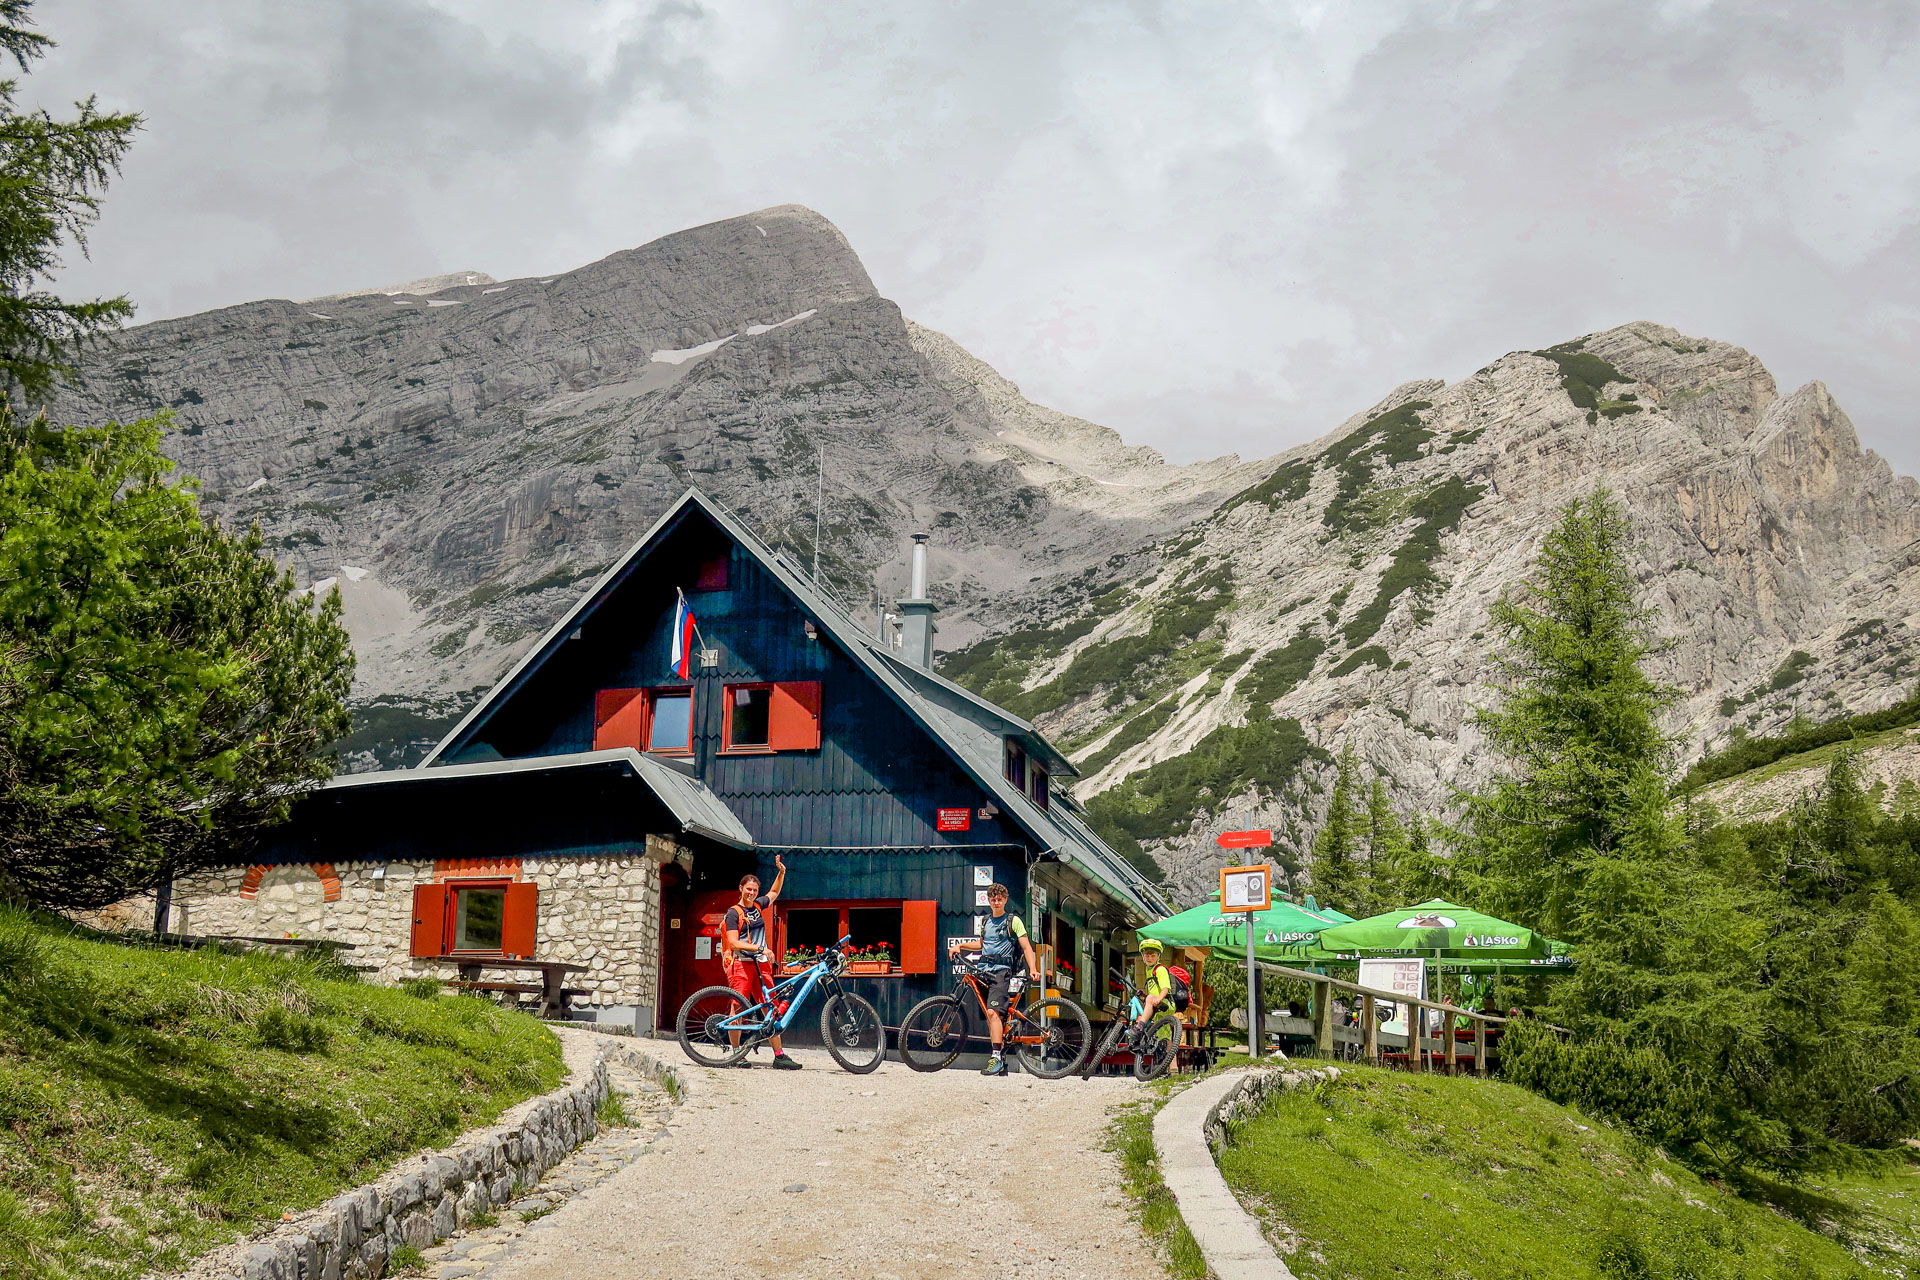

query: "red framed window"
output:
721 681 820 752
774 898 939 974
410 879 538 958
594 687 694 756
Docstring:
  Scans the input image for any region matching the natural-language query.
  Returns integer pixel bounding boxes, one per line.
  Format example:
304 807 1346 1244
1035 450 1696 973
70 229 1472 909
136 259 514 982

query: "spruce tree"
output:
1310 743 1364 914
0 0 138 399
1363 775 1408 912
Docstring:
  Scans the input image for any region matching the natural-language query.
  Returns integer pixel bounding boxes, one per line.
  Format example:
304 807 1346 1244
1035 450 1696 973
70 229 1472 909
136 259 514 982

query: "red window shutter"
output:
410 883 450 957
768 681 822 750
593 688 646 750
900 900 940 974
501 882 539 958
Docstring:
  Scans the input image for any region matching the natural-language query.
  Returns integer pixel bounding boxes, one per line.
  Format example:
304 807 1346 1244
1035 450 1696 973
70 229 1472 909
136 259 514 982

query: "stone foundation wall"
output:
149 836 688 1011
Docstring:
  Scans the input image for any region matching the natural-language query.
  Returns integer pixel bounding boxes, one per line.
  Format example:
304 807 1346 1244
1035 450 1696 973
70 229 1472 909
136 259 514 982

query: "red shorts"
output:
727 957 774 1003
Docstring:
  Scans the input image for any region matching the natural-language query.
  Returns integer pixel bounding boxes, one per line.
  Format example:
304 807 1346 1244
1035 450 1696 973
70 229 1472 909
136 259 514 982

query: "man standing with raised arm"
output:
723 854 801 1069
947 882 1040 1076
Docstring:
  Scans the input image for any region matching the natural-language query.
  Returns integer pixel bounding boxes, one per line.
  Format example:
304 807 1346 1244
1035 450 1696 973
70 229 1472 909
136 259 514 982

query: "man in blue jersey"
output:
948 882 1041 1076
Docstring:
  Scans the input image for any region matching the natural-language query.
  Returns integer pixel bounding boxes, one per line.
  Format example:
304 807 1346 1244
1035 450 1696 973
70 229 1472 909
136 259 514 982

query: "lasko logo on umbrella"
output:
1462 934 1523 947
1397 913 1456 929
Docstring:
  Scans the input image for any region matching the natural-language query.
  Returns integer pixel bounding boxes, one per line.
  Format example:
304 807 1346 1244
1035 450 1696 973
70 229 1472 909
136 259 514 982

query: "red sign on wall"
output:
936 807 972 832
1217 829 1274 849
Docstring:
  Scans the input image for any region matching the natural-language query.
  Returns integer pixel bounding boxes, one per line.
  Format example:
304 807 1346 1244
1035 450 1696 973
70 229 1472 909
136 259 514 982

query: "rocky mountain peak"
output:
48 202 1920 905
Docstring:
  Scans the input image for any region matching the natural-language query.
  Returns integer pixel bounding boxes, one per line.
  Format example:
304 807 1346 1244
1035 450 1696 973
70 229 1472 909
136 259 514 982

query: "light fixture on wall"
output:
370 866 386 880
803 619 818 641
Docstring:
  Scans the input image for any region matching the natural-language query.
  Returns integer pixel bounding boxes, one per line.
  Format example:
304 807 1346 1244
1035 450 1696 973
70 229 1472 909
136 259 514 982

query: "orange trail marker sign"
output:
1217 829 1273 850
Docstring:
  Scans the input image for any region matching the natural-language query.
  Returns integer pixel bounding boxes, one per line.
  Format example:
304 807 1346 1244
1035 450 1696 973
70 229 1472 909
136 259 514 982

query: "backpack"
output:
1164 965 1192 1013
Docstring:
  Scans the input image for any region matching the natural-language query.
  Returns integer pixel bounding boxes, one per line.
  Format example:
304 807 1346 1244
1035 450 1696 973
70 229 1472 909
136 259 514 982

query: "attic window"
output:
1004 740 1027 789
1030 763 1050 811
693 553 729 591
722 682 822 752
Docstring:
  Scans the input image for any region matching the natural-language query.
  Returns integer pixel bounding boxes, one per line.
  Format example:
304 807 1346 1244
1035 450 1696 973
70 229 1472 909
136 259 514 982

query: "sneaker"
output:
981 1053 1007 1076
771 1053 803 1070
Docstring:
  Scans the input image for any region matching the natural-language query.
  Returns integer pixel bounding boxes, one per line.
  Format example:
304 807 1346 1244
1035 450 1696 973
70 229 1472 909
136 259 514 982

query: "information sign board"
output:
1219 864 1273 913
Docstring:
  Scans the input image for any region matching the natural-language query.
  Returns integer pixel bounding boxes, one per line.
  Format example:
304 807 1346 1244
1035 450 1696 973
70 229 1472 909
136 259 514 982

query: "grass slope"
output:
1218 1066 1903 1280
0 908 564 1280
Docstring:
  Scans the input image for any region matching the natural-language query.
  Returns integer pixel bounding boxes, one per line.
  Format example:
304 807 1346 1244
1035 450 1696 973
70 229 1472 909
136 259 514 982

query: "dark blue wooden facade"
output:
441 512 1030 855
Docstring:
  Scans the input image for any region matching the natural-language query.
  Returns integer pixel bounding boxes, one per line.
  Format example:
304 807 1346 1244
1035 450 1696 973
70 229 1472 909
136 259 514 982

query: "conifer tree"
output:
0 0 138 399
0 4 352 911
0 408 355 909
1363 775 1408 911
1309 743 1364 914
1462 487 1679 949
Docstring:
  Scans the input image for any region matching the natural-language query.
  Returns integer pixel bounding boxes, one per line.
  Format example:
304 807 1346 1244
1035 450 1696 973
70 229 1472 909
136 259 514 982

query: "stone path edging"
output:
183 1032 682 1280
1151 1065 1338 1280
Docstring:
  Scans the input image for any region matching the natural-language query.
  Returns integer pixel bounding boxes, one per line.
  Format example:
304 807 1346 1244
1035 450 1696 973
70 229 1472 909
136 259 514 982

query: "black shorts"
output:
983 967 1023 1014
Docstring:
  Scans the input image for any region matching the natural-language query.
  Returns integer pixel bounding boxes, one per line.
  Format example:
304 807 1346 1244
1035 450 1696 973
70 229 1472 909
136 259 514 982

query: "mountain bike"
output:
675 934 885 1074
897 956 1092 1078
1077 968 1180 1082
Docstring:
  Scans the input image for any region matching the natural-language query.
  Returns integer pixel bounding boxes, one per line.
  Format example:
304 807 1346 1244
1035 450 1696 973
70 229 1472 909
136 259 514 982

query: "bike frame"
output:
947 964 1055 1045
716 936 852 1039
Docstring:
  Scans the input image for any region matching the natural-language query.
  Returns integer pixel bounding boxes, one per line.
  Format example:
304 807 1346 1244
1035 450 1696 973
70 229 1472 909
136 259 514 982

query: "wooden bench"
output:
448 980 546 997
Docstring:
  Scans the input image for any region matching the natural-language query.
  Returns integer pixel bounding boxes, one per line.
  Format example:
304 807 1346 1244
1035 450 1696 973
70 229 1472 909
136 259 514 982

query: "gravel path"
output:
483 1040 1170 1280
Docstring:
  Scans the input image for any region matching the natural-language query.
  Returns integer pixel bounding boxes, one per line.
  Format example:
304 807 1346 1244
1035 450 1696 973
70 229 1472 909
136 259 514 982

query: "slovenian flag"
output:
669 593 697 678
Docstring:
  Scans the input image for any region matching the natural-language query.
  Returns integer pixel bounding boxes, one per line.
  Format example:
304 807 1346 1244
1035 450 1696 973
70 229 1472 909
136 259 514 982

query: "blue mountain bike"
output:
675 935 886 1074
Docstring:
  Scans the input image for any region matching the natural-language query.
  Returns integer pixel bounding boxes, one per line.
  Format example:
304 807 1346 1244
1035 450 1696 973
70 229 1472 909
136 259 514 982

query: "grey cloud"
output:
27 0 1920 475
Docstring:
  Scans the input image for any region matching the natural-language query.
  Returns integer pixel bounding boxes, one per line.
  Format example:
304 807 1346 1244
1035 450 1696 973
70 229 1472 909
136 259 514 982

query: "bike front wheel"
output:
677 984 753 1068
898 995 969 1071
1133 1013 1181 1082
1079 1018 1126 1079
1009 996 1092 1079
820 991 885 1074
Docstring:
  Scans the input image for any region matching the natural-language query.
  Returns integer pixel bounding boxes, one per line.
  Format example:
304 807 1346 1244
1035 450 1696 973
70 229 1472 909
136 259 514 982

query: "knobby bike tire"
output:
820 991 886 1074
898 995 969 1071
1079 1018 1127 1079
1133 1013 1181 1081
676 984 753 1068
1009 996 1092 1079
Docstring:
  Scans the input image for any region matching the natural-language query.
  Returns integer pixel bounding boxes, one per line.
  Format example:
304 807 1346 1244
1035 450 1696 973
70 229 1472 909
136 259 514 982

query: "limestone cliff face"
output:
49 206 1237 766
943 323 1920 902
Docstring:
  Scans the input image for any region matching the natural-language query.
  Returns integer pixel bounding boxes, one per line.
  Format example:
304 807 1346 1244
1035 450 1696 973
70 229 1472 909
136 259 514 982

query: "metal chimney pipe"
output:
908 533 930 598
897 532 938 670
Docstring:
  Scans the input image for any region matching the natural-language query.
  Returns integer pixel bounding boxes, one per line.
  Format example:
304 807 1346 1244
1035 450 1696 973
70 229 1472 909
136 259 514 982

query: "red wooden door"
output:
659 888 737 1030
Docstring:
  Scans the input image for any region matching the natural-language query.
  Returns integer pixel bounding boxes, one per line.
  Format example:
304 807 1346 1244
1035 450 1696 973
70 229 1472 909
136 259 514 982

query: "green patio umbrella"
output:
1315 899 1551 959
1139 894 1345 962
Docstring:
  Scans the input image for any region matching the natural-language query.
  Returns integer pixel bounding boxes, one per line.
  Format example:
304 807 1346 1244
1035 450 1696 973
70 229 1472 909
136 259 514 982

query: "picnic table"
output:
424 956 591 1018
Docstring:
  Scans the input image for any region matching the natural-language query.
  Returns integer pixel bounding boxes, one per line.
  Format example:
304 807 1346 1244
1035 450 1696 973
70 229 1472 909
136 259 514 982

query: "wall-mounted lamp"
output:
803 619 818 641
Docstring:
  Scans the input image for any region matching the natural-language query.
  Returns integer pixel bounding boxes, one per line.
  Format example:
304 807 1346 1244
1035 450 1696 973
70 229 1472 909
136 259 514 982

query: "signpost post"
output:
1220 862 1272 1059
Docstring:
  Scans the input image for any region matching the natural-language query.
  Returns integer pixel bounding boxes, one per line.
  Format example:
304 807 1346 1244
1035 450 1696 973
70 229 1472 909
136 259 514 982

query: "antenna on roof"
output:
811 445 825 583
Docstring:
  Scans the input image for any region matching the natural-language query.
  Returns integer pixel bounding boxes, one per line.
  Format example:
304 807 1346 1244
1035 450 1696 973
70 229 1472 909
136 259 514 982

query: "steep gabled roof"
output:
420 488 1170 921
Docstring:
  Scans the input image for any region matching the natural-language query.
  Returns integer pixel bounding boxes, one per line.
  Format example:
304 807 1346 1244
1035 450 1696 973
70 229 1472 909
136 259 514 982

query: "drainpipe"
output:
895 532 937 669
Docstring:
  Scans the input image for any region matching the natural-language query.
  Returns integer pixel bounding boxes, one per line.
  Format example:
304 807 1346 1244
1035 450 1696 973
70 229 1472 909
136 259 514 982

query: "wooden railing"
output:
1255 961 1564 1076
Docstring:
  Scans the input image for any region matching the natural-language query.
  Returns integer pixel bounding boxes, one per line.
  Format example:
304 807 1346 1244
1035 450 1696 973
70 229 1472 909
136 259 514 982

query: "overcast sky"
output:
30 0 1920 475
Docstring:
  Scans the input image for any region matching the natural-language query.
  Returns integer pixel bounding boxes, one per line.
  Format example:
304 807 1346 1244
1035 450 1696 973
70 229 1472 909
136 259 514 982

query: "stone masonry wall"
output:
156 835 688 1011
187 1038 680 1280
